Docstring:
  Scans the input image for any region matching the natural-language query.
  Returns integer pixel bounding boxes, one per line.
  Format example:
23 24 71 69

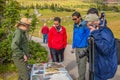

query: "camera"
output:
90 24 97 29
79 48 89 58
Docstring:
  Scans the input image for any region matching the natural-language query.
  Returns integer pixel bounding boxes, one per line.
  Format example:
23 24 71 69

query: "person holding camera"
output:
87 8 107 28
48 17 67 64
71 12 90 80
85 14 117 80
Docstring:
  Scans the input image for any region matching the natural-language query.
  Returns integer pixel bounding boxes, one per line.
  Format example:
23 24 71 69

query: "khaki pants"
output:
13 56 29 80
75 48 87 80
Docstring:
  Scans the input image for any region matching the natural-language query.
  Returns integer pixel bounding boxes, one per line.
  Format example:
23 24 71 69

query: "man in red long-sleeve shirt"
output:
48 17 67 63
41 23 49 43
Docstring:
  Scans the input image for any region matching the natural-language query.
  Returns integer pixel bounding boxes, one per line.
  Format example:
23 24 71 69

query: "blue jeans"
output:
43 34 48 43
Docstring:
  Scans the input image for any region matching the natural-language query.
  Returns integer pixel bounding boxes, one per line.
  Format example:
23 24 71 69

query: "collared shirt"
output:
11 28 29 57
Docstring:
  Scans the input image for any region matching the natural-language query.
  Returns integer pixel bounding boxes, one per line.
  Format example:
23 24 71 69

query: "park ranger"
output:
11 18 31 80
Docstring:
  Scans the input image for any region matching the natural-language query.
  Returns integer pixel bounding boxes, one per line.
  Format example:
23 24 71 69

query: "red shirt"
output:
41 26 49 34
48 26 67 50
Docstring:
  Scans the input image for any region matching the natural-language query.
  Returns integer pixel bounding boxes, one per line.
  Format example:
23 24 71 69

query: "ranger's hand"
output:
24 55 28 62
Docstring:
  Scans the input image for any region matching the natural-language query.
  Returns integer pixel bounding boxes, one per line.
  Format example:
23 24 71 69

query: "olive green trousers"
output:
75 48 87 80
13 56 29 80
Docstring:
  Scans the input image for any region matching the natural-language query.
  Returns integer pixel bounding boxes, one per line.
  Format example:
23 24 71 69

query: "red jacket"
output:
48 26 67 50
41 26 49 34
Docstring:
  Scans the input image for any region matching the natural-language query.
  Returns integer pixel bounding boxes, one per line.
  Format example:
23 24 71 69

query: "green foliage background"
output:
0 0 48 75
0 0 120 79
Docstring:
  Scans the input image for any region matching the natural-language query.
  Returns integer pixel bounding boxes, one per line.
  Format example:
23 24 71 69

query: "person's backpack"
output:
115 38 120 65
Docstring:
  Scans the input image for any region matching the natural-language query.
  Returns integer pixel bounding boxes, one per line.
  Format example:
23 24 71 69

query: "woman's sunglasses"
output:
72 18 77 21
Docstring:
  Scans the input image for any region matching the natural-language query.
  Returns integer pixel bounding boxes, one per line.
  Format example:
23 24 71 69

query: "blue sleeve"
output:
91 28 114 56
72 28 75 49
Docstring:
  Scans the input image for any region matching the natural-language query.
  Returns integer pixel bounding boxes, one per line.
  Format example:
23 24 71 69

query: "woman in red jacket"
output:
48 17 67 63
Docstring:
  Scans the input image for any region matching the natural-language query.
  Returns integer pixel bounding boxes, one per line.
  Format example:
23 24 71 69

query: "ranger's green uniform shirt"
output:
11 28 29 57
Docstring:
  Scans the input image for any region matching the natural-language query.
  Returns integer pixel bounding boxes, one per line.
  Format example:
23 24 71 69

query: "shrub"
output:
0 28 7 41
28 40 48 64
0 34 12 64
0 34 48 65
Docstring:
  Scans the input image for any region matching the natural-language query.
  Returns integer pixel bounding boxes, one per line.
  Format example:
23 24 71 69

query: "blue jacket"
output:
91 27 118 80
72 21 90 48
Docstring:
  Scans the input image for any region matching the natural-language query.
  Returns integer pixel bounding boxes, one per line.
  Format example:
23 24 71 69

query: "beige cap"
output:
84 14 99 22
20 18 31 25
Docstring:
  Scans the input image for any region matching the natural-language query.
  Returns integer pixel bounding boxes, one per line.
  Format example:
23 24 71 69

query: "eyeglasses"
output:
72 18 77 21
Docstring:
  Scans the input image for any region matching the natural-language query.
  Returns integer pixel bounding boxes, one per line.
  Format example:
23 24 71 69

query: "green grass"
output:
0 64 16 73
16 0 88 7
0 64 17 80
6 73 18 80
106 12 120 38
25 9 120 44
21 9 88 44
17 0 120 42
0 73 18 80
1 1 120 79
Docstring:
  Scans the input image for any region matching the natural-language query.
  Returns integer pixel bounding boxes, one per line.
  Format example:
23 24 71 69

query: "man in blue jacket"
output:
85 14 118 80
72 12 90 80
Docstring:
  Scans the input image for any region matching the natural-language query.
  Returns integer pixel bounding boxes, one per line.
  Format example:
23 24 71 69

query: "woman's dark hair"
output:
72 11 81 18
54 17 61 23
87 8 99 16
